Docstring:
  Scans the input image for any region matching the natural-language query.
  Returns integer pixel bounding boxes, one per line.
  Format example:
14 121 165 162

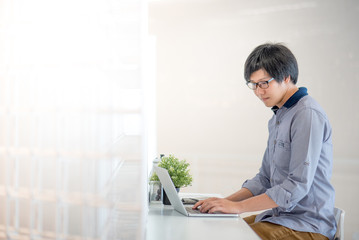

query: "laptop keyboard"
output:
185 207 203 214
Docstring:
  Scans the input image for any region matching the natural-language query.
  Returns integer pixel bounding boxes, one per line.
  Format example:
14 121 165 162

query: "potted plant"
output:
150 154 193 205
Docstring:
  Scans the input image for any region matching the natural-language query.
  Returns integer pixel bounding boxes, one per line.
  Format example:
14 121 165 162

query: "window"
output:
0 0 154 239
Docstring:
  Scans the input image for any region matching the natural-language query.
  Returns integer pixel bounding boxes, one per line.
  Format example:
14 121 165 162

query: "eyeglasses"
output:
246 78 274 90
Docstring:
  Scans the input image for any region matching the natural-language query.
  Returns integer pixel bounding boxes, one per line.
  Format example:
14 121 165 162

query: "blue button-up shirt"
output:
242 87 336 239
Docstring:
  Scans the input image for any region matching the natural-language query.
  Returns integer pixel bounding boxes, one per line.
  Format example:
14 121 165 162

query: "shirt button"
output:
274 140 277 145
276 121 280 125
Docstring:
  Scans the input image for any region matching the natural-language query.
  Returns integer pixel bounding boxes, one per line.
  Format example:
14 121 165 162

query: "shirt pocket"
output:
273 139 291 171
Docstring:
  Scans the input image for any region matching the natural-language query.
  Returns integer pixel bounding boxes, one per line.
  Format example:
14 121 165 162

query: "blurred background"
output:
149 0 359 239
0 0 154 239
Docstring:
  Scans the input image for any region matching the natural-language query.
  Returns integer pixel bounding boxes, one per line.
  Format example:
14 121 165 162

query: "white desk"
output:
146 203 260 240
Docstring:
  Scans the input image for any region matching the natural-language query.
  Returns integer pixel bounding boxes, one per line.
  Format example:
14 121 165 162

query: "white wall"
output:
149 0 359 239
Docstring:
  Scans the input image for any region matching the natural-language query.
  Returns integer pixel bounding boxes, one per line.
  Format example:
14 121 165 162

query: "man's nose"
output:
255 86 265 94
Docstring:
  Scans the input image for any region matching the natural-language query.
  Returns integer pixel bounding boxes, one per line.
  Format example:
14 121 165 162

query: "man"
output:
193 43 336 240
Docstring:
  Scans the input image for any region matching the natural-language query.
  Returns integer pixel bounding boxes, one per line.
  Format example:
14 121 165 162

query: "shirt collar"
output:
271 87 308 114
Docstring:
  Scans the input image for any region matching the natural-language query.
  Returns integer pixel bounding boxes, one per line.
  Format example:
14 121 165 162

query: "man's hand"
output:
192 197 241 214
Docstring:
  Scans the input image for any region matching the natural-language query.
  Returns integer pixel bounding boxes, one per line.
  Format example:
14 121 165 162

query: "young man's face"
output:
249 69 292 108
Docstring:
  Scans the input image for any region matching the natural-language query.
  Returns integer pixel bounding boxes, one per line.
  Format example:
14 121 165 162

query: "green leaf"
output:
155 154 193 188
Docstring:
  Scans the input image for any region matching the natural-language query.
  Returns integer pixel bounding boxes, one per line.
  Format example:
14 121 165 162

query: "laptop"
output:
153 166 239 217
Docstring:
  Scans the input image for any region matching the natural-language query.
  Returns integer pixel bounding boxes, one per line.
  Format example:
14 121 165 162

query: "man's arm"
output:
193 188 278 214
265 108 328 210
234 193 278 214
225 187 254 201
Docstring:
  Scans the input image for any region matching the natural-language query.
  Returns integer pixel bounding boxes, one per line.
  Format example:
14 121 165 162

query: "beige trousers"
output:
244 215 329 240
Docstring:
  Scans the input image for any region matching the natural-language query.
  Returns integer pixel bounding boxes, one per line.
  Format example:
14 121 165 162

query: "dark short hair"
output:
244 43 298 84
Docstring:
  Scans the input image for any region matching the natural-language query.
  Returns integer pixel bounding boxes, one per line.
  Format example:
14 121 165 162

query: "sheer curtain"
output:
0 0 153 239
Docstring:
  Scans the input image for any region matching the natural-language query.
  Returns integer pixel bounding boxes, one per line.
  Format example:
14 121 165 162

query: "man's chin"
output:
263 102 274 108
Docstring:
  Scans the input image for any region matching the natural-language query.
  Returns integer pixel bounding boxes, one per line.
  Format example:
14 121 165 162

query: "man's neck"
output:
277 85 298 109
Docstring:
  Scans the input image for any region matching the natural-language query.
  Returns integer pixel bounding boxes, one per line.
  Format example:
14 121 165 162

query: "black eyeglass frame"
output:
246 77 275 90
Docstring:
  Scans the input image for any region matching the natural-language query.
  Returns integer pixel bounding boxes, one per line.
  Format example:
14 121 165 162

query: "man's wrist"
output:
235 201 245 214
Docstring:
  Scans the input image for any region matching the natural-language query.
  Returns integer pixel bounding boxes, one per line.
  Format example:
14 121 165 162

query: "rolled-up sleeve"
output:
265 185 293 209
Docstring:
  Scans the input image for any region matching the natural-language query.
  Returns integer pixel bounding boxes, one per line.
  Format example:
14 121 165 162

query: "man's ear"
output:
284 76 291 84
